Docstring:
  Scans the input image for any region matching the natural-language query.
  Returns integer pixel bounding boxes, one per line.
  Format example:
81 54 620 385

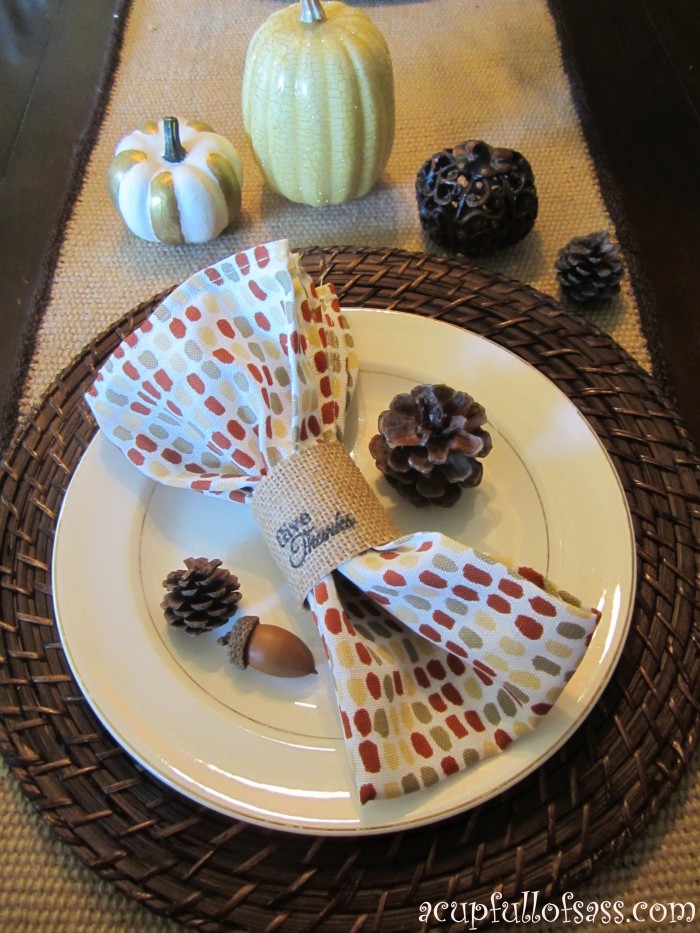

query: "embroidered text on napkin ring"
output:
251 443 400 604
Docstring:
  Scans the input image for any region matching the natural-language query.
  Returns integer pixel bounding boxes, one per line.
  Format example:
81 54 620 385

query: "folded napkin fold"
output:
87 239 599 803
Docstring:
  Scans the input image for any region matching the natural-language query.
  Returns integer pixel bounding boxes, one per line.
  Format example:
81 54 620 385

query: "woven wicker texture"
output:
1 247 698 932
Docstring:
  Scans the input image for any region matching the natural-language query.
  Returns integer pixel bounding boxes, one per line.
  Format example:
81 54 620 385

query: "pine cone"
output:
555 231 624 302
162 557 242 635
369 384 492 508
416 139 538 256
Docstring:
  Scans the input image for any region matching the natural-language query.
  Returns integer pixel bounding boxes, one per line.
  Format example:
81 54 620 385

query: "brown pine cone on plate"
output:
369 384 492 507
162 557 242 635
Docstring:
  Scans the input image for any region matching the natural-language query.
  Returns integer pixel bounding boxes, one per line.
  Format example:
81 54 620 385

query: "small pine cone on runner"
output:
555 230 624 303
369 383 492 508
162 557 242 635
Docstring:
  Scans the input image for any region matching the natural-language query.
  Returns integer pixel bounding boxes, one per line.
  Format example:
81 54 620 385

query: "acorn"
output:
218 616 317 679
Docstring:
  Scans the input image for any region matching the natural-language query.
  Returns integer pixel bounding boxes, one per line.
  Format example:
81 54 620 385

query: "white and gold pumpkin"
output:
242 0 394 207
107 117 243 244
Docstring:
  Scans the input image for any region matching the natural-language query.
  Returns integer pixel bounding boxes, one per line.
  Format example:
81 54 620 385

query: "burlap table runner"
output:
3 0 697 929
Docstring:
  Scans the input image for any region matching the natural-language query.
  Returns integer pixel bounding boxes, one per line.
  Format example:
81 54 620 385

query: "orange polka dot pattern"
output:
87 239 600 804
322 533 598 802
87 238 356 499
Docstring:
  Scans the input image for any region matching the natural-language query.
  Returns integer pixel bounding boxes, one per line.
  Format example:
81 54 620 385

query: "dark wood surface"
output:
0 0 126 452
549 0 700 447
1 0 699 449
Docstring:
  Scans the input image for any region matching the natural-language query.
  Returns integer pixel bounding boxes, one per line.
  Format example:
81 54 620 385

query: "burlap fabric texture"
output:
4 0 697 931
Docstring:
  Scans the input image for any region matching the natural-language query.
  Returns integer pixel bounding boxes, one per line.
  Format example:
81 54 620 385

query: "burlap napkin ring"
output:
252 442 400 604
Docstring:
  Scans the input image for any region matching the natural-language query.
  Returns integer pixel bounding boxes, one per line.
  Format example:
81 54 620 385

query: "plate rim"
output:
52 306 637 835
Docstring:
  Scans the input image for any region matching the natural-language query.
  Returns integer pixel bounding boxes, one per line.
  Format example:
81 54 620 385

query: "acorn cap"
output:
219 615 259 670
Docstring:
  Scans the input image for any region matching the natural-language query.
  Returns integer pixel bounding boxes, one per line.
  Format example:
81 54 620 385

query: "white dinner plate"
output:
52 308 635 835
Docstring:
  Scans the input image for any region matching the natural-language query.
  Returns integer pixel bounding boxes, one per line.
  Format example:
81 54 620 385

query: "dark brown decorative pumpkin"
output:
416 139 538 255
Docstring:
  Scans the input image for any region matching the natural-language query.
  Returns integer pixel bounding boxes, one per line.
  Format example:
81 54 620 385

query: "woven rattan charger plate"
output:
1 247 699 932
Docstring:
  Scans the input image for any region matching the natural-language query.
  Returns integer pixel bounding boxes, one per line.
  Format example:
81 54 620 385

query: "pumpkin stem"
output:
299 0 326 23
163 116 187 163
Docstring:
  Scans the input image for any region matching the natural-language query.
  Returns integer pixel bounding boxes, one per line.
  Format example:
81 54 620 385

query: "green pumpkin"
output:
242 0 395 207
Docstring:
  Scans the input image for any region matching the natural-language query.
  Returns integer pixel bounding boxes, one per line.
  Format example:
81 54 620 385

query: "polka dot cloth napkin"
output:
87 239 600 804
